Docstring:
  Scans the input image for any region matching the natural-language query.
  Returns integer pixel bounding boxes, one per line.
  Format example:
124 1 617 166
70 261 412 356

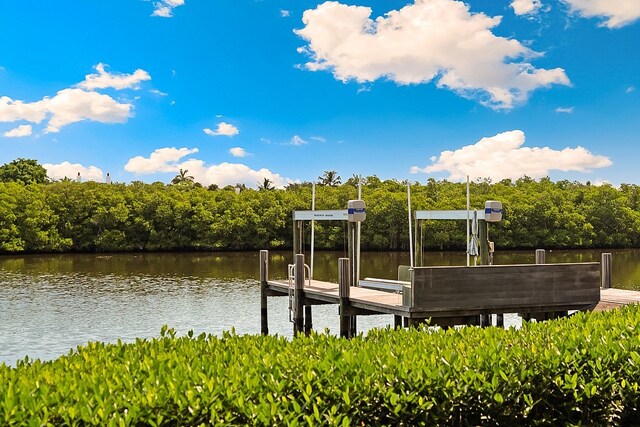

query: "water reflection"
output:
1 249 638 365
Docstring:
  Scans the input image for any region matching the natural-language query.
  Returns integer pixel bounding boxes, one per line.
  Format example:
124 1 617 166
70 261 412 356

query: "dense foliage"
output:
2 306 640 425
0 158 48 185
2 175 640 253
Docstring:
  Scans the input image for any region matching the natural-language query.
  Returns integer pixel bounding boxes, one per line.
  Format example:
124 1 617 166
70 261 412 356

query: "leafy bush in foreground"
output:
2 306 640 426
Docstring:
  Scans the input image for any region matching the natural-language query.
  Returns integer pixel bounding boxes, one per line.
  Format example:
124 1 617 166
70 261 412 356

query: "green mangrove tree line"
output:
1 159 640 253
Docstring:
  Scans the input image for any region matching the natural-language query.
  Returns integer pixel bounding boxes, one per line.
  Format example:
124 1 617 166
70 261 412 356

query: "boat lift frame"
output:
292 209 360 288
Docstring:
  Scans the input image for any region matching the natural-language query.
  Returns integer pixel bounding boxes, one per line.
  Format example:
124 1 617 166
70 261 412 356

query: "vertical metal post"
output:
347 222 356 287
338 258 351 338
293 254 305 335
535 249 546 265
466 175 470 267
601 253 612 289
259 250 269 335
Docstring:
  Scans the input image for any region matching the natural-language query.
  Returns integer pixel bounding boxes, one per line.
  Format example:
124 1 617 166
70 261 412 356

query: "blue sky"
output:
0 0 638 187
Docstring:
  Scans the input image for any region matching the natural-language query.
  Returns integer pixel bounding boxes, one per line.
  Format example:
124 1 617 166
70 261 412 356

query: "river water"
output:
1 249 638 365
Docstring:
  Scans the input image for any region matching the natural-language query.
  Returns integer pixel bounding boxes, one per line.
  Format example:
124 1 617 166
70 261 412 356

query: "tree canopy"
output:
1 173 640 253
0 158 48 185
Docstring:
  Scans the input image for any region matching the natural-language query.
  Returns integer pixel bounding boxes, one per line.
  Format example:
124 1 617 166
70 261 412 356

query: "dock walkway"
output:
596 288 640 311
259 250 640 336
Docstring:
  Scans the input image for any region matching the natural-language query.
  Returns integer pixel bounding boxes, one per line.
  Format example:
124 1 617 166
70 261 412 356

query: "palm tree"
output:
258 177 275 191
171 169 194 185
318 170 341 187
234 183 247 194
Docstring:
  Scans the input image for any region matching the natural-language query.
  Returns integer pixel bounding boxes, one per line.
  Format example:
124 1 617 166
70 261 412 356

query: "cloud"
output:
78 63 151 91
229 147 248 157
290 135 307 145
511 0 542 16
295 0 570 110
627 86 636 94
0 89 133 133
0 64 146 133
0 96 48 123
45 89 132 133
281 9 291 17
150 89 168 96
3 124 32 138
44 161 104 182
410 130 612 181
152 0 184 17
203 121 239 137
562 0 640 28
125 147 292 188
555 106 574 113
125 147 199 174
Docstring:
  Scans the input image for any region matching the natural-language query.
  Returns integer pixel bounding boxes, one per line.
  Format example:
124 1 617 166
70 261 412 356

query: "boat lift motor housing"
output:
348 200 366 222
484 200 503 222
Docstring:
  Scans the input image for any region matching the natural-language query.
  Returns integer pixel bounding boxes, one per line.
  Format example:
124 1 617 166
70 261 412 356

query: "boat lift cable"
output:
356 175 362 285
466 175 470 267
408 182 414 268
310 183 315 281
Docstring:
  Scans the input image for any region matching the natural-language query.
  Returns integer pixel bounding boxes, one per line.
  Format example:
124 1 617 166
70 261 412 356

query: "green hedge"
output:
2 306 640 426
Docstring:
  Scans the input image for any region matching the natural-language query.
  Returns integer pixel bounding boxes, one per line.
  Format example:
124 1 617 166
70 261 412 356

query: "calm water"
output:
1 249 638 365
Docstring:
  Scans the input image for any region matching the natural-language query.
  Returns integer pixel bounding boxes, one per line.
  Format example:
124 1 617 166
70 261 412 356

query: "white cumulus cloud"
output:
203 121 239 137
44 161 104 182
511 0 542 16
3 124 33 138
290 135 307 145
1 64 145 133
152 0 185 17
0 96 48 123
410 130 612 181
125 147 199 174
295 0 570 109
78 63 151 91
229 147 248 157
0 89 133 133
555 106 574 113
44 89 132 133
563 0 640 28
125 147 292 188
281 9 291 17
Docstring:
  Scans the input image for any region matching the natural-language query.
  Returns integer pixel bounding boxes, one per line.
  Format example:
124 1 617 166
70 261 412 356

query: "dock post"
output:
535 249 546 264
304 306 313 336
338 258 351 338
293 254 305 335
259 250 269 335
601 253 612 289
394 315 402 329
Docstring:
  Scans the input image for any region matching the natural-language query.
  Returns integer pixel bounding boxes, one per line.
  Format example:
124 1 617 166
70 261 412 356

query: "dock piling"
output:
293 254 305 335
601 253 612 289
259 250 269 335
535 249 546 264
338 258 351 338
304 306 313 336
394 315 402 329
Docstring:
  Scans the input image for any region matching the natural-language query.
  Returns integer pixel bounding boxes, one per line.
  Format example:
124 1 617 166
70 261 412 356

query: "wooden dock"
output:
259 250 640 337
596 288 640 311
